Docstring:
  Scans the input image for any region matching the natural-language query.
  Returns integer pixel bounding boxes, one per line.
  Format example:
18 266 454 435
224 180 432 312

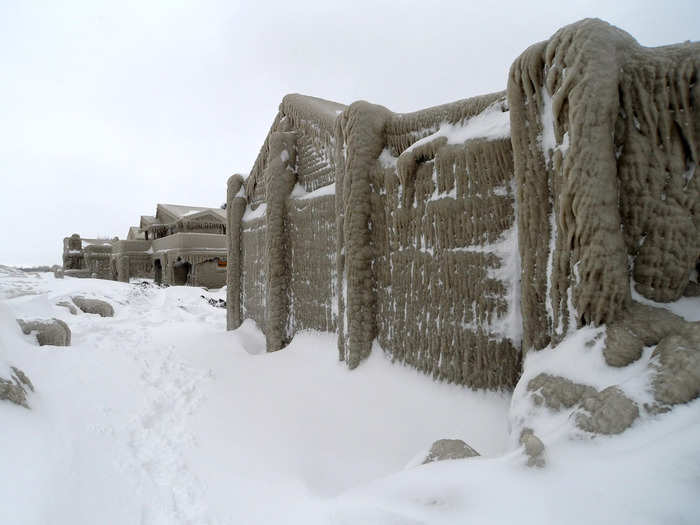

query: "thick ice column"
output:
226 174 246 330
264 131 298 351
337 101 391 368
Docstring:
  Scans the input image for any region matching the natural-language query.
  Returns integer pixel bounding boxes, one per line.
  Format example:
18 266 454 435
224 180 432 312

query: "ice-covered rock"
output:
575 387 639 435
519 428 545 468
421 439 480 464
528 373 596 410
526 372 639 436
604 303 694 367
17 318 71 346
72 296 114 317
651 334 700 406
0 366 34 408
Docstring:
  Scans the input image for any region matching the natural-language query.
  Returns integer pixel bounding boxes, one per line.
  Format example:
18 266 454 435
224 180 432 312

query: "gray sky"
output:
1 0 698 266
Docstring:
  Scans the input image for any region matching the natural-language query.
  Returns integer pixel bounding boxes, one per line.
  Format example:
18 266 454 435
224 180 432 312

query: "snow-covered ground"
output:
1 268 699 524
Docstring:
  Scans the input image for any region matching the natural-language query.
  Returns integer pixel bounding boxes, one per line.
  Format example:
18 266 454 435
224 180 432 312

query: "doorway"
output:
173 259 191 286
154 259 163 285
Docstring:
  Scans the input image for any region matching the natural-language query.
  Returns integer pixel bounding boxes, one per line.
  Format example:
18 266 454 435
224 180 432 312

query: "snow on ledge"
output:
242 203 267 222
404 102 511 155
290 182 336 200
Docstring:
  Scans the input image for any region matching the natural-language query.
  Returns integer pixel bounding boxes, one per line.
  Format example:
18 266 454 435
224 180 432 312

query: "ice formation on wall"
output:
508 18 699 351
230 95 340 354
228 94 522 390
227 18 699 395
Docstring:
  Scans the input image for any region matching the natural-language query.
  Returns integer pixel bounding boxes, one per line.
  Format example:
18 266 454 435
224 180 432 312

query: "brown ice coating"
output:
226 174 246 331
287 193 337 335
334 94 521 387
508 18 700 352
228 91 521 389
264 131 298 351
232 97 341 348
336 101 392 369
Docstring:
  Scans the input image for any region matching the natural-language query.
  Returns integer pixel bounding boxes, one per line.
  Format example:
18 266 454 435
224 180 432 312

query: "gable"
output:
182 211 225 224
155 206 178 224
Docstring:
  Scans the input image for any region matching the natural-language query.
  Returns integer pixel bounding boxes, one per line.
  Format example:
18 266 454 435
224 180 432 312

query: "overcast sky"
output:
1 0 698 266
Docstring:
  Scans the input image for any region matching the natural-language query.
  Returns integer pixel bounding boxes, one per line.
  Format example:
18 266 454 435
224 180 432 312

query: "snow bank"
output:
0 272 510 524
1 270 698 524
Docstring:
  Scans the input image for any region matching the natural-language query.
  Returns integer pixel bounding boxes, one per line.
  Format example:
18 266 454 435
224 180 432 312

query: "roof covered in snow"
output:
156 204 226 224
127 226 146 240
140 215 157 229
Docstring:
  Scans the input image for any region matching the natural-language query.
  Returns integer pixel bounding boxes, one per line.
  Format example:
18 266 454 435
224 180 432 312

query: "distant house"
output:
146 204 227 287
148 204 227 239
62 233 114 279
109 204 227 286
65 204 228 288
62 234 84 272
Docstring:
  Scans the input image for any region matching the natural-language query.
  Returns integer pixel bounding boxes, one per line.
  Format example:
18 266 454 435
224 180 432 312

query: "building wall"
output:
115 256 128 282
85 247 113 279
129 254 153 279
111 240 154 282
373 139 520 389
240 215 267 330
63 254 84 270
86 255 112 279
287 194 337 334
228 92 520 390
194 259 227 288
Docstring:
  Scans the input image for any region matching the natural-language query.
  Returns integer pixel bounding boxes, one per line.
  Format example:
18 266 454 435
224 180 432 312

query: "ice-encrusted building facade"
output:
146 204 228 288
111 204 228 287
226 19 700 391
62 234 115 279
63 204 228 287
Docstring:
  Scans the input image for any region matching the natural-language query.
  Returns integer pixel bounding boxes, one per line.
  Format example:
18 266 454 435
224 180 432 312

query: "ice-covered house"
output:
148 203 228 287
62 234 85 272
62 233 115 279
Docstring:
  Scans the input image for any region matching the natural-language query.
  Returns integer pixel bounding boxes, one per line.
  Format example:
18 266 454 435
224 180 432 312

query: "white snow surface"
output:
290 182 336 200
404 102 510 155
242 202 267 222
1 266 699 524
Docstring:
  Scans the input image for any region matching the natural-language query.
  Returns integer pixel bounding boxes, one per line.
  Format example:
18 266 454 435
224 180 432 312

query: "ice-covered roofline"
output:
280 94 346 134
156 203 226 222
246 90 509 198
